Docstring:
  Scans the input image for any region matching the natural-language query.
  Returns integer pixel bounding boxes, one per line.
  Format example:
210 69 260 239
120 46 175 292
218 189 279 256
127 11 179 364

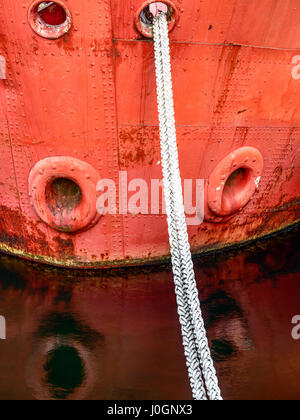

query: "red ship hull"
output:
0 0 299 268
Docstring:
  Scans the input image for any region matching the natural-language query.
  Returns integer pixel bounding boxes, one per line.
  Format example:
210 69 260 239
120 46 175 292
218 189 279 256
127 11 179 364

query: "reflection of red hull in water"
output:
0 228 299 399
0 0 299 268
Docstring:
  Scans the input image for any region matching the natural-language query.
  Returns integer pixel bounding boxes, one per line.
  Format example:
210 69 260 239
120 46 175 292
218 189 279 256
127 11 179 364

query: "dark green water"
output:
0 225 299 400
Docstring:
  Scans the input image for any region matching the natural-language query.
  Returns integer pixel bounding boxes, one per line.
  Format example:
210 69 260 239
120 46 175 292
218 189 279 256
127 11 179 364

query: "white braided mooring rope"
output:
152 13 222 401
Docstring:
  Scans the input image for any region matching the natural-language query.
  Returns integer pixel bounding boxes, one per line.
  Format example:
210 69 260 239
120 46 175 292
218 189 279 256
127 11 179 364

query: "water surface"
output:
0 226 299 400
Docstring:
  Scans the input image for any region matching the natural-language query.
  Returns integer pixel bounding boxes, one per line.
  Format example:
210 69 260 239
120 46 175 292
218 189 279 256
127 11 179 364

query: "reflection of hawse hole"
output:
44 344 85 400
202 292 253 362
26 312 103 400
26 337 96 400
211 339 238 362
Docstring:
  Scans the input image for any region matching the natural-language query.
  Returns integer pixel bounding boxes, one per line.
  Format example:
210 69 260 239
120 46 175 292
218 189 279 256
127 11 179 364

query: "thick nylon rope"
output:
152 13 222 401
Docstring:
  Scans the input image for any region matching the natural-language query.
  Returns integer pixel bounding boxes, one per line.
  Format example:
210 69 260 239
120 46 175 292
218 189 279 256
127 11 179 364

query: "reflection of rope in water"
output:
25 336 97 400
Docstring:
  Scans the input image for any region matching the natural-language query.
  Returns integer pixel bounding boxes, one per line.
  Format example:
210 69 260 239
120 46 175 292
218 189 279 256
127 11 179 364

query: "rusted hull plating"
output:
0 0 299 268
